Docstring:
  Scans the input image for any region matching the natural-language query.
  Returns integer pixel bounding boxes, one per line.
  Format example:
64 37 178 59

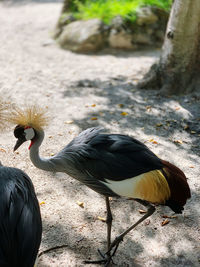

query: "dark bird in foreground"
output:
11 106 191 265
0 163 42 267
0 101 42 267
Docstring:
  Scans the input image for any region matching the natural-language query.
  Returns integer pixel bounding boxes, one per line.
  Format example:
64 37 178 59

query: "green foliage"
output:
70 0 172 24
142 0 172 10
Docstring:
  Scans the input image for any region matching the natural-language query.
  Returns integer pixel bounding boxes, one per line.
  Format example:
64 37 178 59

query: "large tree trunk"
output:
138 0 200 94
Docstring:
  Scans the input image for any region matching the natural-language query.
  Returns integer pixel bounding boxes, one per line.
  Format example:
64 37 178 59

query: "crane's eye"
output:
24 127 35 140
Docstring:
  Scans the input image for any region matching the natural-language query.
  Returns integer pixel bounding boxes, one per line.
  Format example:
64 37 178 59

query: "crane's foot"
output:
84 250 114 266
84 236 123 266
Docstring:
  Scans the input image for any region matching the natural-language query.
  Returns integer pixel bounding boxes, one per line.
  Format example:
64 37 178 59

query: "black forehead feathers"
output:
14 125 25 138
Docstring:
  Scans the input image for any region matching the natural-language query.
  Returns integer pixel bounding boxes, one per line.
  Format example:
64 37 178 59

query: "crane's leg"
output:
105 200 155 260
105 196 113 251
85 200 155 266
84 197 113 265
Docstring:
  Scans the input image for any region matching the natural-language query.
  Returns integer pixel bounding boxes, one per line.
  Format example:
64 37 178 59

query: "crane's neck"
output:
29 129 84 179
29 129 57 172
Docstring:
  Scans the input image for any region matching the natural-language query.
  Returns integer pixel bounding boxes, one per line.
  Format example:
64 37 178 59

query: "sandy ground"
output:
0 1 200 266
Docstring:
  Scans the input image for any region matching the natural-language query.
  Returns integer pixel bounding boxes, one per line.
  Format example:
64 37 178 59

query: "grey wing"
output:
74 133 163 181
50 128 118 196
65 127 104 147
55 132 162 197
50 127 104 171
52 149 119 197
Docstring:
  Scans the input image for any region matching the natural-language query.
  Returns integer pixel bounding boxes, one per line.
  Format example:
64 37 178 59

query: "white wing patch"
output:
102 175 142 198
102 170 170 203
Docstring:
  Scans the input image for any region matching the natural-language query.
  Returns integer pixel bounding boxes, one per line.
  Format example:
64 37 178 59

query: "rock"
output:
54 14 76 39
60 13 76 26
136 7 158 25
110 16 125 31
55 5 169 52
154 30 165 42
108 29 135 49
132 32 152 45
152 7 169 25
58 19 109 52
108 16 135 49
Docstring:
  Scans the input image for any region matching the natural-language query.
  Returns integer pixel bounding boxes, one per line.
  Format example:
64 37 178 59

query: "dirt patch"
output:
0 1 199 267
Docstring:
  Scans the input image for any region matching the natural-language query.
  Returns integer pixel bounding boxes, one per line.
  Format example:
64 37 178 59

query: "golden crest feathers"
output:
8 105 49 130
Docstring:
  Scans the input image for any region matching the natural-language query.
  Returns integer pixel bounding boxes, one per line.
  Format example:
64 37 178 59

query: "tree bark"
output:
138 0 200 94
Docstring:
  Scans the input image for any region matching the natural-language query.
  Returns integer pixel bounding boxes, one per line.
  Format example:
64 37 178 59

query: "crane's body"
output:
0 164 42 267
15 127 190 214
11 105 191 265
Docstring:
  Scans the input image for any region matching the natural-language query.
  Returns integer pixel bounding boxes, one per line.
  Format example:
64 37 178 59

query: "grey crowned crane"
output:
0 102 42 267
11 105 191 265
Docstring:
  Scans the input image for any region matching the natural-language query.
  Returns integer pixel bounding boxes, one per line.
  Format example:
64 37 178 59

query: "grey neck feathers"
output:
29 129 84 179
29 129 59 172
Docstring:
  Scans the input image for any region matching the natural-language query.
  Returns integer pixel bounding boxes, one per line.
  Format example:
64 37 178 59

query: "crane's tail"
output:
162 160 191 213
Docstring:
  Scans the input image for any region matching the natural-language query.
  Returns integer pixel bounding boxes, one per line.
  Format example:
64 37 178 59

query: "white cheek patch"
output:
24 128 35 140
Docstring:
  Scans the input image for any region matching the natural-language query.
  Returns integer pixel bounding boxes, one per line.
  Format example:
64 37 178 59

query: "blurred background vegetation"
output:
64 0 172 24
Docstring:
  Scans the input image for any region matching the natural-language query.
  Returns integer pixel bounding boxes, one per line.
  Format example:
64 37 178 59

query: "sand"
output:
0 1 199 266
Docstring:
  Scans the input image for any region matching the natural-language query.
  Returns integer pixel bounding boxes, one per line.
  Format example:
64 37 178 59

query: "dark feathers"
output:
0 166 42 267
161 160 191 213
59 128 191 212
64 128 163 181
54 128 164 196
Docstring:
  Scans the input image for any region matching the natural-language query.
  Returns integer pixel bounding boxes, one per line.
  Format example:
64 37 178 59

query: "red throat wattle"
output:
28 141 34 150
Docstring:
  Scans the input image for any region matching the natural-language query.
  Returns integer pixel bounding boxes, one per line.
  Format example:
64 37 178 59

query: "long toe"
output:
84 250 115 266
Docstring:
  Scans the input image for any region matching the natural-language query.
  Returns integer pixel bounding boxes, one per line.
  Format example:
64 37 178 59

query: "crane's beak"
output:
14 138 26 151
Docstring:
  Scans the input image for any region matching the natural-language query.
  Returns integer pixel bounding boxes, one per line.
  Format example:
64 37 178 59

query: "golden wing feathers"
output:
7 105 49 130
